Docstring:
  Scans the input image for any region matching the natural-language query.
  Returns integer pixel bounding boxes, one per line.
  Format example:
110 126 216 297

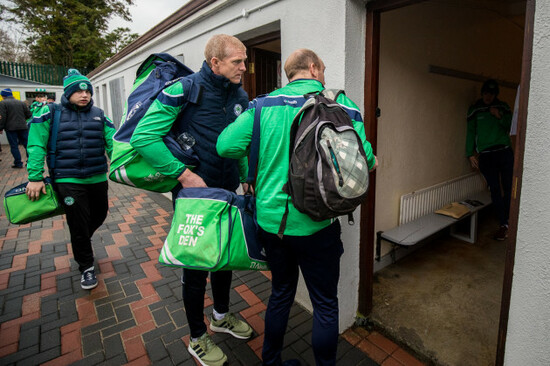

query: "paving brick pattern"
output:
0 146 424 365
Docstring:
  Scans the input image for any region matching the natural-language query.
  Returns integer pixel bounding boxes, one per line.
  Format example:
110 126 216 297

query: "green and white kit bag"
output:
3 178 64 225
159 187 268 271
109 53 200 193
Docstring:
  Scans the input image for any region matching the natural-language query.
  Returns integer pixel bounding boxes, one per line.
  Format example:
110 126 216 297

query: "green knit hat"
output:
63 69 93 98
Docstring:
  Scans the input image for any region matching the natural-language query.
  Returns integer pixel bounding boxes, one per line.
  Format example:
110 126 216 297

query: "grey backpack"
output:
278 90 370 236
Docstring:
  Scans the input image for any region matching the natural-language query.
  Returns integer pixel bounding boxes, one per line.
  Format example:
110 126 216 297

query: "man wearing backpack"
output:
25 69 116 290
217 49 378 366
130 34 253 366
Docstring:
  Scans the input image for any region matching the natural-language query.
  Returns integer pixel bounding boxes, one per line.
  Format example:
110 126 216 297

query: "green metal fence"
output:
0 61 89 86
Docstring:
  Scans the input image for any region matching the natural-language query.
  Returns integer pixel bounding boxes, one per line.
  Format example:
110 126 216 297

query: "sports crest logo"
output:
234 104 243 116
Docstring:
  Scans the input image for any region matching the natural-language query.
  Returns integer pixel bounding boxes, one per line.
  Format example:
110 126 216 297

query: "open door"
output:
242 31 281 99
361 0 534 365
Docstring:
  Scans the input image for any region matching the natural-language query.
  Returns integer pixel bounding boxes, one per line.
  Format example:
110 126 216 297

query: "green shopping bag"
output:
3 178 64 225
159 187 268 271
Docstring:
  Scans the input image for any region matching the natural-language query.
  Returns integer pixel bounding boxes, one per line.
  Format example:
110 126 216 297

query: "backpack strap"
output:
170 78 203 139
247 95 292 238
247 95 267 186
47 103 62 175
186 80 202 105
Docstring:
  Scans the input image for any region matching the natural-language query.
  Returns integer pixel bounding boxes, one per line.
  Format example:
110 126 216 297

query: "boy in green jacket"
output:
26 69 116 290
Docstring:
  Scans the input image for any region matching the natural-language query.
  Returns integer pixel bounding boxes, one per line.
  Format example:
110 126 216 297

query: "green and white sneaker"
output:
209 312 253 339
187 333 227 366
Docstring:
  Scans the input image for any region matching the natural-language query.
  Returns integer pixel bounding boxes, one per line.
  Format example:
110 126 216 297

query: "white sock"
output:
213 309 226 321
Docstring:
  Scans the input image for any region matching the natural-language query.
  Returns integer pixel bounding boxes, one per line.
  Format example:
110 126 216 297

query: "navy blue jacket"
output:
179 61 249 190
51 96 109 179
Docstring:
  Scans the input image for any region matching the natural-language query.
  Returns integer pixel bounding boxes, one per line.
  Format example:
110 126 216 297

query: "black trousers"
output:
479 147 514 226
261 221 343 366
181 268 232 338
55 181 109 272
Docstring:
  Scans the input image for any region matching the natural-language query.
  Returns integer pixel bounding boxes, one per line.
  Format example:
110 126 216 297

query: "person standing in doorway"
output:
0 88 32 168
26 69 116 290
466 79 514 240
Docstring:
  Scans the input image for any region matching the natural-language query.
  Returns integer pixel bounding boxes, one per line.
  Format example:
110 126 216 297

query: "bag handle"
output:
321 88 345 101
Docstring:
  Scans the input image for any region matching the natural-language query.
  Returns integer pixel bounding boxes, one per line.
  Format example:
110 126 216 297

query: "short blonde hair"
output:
284 49 322 80
204 34 246 66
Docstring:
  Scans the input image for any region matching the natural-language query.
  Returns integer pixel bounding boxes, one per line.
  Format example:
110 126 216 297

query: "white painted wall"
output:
292 0 367 329
90 0 367 332
504 2 550 365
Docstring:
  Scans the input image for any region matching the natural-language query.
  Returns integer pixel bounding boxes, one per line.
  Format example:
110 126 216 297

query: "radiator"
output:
399 173 487 225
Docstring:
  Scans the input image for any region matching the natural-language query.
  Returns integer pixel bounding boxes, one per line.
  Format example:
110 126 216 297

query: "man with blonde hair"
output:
131 34 252 366
218 49 377 366
204 33 246 68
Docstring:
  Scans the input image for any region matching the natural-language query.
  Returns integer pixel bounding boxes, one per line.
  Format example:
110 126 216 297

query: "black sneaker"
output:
494 225 509 241
81 266 98 289
11 165 23 169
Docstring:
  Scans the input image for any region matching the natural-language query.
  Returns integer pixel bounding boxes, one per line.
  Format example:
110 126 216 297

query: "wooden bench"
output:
376 173 491 262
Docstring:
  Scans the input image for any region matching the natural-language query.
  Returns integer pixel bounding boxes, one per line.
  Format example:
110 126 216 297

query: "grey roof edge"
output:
0 73 52 86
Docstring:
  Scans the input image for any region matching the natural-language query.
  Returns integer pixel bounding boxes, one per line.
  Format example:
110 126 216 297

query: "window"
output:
101 84 108 116
109 77 125 128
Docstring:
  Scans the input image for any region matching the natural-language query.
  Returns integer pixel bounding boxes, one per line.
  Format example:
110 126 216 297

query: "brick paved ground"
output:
0 145 424 366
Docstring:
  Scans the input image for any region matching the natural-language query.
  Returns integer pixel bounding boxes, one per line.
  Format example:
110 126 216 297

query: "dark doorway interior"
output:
361 0 531 365
243 32 281 99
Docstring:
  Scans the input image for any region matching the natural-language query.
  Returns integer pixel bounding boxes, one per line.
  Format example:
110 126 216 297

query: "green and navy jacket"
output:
27 95 115 183
217 79 376 236
466 98 512 156
130 61 249 191
29 101 45 114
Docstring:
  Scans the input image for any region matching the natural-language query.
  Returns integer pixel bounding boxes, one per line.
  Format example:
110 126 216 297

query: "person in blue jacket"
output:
25 70 115 290
130 34 253 366
0 88 32 168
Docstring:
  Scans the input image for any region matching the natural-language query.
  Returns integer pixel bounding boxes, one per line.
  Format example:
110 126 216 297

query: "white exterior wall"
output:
504 2 550 365
90 0 367 332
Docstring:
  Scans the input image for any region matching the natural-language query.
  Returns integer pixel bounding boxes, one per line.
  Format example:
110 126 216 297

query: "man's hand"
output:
26 181 47 201
489 107 502 119
369 155 379 172
177 169 207 188
241 182 254 195
469 156 479 170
